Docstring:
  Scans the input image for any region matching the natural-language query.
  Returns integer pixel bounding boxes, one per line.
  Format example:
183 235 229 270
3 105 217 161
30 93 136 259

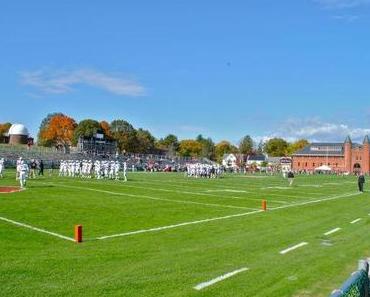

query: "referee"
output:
358 172 365 193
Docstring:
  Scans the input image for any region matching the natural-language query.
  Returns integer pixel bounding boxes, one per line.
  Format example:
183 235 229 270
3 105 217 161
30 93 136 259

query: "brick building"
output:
292 136 370 174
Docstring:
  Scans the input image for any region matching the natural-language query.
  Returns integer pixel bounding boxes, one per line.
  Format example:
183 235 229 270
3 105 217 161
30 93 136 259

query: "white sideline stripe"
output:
97 210 264 239
324 227 341 236
77 180 282 205
47 183 258 211
96 192 360 240
193 267 249 291
280 242 308 255
350 218 362 224
0 216 75 242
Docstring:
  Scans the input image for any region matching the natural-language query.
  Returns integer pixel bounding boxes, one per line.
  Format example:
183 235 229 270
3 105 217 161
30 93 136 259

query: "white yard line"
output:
97 210 264 239
96 192 360 240
0 216 75 242
324 227 341 236
48 183 258 211
350 218 362 224
193 267 249 291
269 192 361 211
280 242 308 255
67 179 291 205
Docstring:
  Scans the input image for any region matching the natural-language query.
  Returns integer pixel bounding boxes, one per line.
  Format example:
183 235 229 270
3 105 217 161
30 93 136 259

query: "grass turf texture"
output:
0 171 369 296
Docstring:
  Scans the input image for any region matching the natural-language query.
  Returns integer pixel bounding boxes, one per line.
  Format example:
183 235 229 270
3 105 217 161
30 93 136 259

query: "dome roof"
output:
8 124 29 136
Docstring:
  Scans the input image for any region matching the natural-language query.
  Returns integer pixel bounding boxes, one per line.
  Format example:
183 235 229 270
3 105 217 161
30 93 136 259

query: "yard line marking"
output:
0 216 75 242
324 227 341 236
51 179 291 205
46 183 259 211
280 242 308 255
350 218 362 224
206 189 248 193
95 192 360 240
270 192 361 211
193 267 249 291
97 210 264 239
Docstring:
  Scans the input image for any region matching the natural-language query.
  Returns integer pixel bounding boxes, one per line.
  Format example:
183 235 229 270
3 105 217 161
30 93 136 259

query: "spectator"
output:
358 172 365 193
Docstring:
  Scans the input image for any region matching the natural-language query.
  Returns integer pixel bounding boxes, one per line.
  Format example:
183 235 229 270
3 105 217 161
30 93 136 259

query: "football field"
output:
1 171 369 296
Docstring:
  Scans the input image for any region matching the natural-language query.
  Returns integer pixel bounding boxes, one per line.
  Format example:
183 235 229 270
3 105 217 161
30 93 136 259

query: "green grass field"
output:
1 171 369 296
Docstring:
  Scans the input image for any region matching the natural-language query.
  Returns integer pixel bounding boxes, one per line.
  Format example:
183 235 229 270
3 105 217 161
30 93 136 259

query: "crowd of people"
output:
185 163 223 178
59 159 127 181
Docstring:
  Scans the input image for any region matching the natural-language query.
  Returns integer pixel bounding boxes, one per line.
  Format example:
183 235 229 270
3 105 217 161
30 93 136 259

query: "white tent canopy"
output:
314 165 332 171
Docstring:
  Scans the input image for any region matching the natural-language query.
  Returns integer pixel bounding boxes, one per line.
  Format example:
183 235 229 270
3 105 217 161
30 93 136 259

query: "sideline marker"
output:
262 200 267 211
75 225 83 243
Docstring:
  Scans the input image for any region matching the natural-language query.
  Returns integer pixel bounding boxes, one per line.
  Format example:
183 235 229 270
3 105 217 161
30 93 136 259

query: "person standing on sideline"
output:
358 172 365 193
30 159 37 178
287 170 295 186
38 160 44 176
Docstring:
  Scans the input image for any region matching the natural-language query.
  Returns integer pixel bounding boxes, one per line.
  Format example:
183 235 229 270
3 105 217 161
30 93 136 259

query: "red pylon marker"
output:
75 225 83 243
262 200 267 211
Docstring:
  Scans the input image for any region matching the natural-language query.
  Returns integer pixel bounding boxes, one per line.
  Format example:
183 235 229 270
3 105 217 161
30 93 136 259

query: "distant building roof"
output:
8 124 29 136
247 155 266 161
344 135 352 144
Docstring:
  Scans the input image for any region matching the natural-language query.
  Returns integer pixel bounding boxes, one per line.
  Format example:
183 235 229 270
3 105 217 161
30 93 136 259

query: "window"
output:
313 163 315 167
298 162 300 166
305 162 307 167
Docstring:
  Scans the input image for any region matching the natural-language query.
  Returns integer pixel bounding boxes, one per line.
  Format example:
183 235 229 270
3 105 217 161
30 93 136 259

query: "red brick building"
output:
292 136 370 174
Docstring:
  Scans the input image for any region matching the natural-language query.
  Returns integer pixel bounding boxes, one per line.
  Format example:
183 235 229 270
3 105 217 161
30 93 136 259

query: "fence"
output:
331 259 370 297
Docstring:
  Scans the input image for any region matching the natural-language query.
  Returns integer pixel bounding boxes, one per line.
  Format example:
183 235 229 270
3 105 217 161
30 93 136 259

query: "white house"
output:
222 153 238 168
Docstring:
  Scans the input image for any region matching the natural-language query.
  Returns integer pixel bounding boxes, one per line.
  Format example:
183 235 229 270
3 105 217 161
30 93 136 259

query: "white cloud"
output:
20 68 145 97
256 118 370 143
314 0 370 8
331 14 359 22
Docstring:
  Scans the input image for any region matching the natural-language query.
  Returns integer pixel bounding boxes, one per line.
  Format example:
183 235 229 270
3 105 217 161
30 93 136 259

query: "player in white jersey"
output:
109 161 115 179
16 157 23 180
19 161 29 188
94 160 101 179
114 161 120 180
0 158 4 178
123 162 127 182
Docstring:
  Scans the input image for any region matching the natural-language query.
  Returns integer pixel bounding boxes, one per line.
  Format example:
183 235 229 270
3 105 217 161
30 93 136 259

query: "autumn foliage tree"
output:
0 122 12 143
37 112 65 146
178 140 202 157
215 141 238 163
41 115 77 152
99 121 112 139
287 139 309 155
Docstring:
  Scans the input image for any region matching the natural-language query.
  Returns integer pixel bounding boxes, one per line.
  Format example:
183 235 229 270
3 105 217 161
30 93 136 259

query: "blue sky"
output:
1 0 370 144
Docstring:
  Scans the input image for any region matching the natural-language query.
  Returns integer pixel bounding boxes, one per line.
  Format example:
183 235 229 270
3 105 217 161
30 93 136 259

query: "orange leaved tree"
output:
41 115 77 152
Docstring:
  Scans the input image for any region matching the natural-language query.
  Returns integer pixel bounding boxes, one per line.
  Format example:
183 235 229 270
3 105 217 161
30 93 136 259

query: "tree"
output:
287 139 309 155
215 141 239 163
41 115 77 152
264 138 289 157
37 112 65 146
110 119 136 153
156 134 179 155
178 140 202 157
239 135 254 155
73 119 100 144
256 140 264 154
99 121 112 139
196 134 215 160
135 128 156 153
0 122 11 143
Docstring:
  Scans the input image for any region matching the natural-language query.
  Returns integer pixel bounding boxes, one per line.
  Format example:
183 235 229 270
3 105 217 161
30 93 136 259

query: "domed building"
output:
8 124 29 145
